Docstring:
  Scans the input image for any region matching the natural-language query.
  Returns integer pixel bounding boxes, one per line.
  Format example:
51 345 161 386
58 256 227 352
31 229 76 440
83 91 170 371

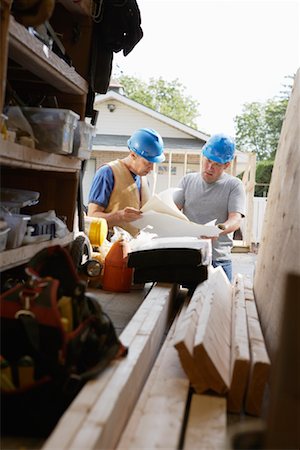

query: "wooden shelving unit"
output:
0 138 82 172
0 2 93 272
8 16 88 96
0 233 74 272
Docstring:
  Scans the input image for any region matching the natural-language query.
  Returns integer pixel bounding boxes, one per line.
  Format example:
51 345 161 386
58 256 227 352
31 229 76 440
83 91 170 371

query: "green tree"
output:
117 75 200 128
234 97 289 161
255 160 274 197
234 75 294 196
234 75 293 161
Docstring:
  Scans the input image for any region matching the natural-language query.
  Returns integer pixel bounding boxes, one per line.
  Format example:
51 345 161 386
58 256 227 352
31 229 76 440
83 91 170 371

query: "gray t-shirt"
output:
174 172 246 261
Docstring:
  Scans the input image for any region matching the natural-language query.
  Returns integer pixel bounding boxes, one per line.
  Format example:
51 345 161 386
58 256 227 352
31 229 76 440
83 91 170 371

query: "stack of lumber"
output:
118 295 227 450
116 269 270 449
43 271 270 449
173 267 271 416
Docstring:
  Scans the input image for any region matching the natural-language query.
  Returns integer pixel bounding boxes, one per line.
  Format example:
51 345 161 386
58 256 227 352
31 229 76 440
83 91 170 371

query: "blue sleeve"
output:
88 165 114 208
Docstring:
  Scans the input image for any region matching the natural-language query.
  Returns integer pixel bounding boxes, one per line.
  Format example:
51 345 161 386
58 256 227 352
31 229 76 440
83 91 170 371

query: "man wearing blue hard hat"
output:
88 128 165 236
174 133 246 282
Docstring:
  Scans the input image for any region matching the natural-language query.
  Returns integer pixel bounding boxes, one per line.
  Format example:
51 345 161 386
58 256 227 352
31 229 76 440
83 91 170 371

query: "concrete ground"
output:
232 251 257 283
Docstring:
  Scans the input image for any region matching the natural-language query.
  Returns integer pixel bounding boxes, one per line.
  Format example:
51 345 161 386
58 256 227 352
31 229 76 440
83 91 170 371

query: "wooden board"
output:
117 300 190 449
266 273 300 449
194 267 232 394
245 297 271 416
183 394 227 450
254 68 300 361
173 281 212 393
43 283 178 450
227 274 250 413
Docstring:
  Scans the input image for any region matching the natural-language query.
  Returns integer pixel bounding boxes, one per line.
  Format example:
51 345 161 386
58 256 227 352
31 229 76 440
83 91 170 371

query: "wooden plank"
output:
0 139 82 172
117 301 190 450
183 394 227 450
254 68 300 360
266 273 300 449
43 284 177 449
194 267 232 394
0 0 12 113
8 16 88 95
227 274 251 413
0 232 74 272
245 297 271 416
174 281 213 393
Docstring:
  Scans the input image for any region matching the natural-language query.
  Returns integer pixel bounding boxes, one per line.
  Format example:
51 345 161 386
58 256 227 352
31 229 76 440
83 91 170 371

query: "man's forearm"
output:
218 213 242 235
87 204 121 228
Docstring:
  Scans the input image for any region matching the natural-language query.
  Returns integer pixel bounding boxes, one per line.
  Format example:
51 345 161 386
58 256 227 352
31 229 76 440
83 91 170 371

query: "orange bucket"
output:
102 239 133 292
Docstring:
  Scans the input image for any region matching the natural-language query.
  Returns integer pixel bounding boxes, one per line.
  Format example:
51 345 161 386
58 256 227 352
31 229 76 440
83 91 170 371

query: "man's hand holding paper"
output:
132 188 221 238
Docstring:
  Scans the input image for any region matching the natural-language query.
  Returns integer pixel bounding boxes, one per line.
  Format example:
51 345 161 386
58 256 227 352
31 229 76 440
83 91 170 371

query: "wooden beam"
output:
193 267 232 394
117 299 190 449
254 68 300 360
245 296 271 416
266 273 300 449
227 274 251 413
0 0 12 114
173 282 212 393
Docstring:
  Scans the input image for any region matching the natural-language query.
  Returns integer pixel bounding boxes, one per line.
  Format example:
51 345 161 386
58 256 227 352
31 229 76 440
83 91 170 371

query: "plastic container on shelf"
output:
72 121 95 156
0 227 10 251
102 239 133 292
2 214 30 249
0 188 39 213
20 107 79 154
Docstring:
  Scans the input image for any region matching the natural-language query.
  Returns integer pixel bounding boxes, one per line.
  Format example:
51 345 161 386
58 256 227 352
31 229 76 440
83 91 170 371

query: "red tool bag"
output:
0 245 127 437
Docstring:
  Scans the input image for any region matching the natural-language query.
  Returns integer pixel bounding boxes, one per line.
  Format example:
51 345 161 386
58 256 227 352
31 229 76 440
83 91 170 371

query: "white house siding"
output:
94 101 193 138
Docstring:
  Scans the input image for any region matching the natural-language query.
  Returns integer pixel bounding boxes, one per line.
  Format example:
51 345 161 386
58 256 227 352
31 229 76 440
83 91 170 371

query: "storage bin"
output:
0 188 39 213
2 214 31 249
72 121 95 156
21 108 79 154
0 227 10 251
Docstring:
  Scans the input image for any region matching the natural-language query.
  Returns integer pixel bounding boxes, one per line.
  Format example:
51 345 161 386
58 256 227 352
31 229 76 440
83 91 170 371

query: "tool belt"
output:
0 245 127 437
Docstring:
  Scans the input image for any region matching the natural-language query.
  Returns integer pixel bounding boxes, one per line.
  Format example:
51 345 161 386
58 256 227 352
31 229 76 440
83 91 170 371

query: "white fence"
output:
252 197 267 243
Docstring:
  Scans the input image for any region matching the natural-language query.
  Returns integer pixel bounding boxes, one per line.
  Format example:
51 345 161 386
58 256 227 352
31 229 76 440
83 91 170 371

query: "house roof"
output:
94 90 210 142
93 134 205 152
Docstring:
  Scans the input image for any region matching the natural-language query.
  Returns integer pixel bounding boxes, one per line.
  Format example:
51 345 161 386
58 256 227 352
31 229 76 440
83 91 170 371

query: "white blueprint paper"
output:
133 188 220 238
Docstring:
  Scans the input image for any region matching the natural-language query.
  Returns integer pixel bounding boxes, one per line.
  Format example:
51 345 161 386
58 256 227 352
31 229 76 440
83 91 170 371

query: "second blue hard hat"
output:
128 128 165 163
202 133 235 164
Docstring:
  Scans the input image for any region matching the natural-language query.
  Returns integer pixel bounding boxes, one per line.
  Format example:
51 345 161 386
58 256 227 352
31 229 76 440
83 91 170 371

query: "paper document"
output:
133 188 221 238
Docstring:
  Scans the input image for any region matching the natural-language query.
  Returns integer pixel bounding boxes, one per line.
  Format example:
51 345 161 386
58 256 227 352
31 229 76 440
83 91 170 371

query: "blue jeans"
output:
212 260 232 283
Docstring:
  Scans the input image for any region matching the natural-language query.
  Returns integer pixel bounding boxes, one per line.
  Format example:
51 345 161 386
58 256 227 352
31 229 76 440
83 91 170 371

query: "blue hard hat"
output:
127 128 165 163
202 133 235 164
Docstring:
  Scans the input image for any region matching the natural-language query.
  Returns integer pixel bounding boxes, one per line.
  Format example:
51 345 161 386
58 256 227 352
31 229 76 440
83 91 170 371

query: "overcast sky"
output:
113 0 300 137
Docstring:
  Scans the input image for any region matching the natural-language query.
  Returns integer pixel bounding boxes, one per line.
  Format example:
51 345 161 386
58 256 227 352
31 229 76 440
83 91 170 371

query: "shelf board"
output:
8 16 88 95
0 138 82 172
0 232 74 272
58 0 92 16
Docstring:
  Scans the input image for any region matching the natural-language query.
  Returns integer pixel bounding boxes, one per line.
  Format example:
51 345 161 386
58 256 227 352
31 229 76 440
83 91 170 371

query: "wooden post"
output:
0 0 12 118
183 151 188 176
227 274 250 413
266 273 300 449
244 152 256 246
168 151 172 188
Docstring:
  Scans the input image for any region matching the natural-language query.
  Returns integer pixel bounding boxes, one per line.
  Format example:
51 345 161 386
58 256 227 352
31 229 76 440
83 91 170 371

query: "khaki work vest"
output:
106 159 150 236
